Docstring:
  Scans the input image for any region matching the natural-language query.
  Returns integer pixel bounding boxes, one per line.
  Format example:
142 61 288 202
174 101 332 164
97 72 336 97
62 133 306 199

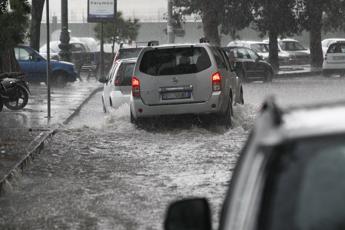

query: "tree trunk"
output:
308 5 323 68
268 30 279 73
30 0 45 51
0 49 21 73
200 0 220 46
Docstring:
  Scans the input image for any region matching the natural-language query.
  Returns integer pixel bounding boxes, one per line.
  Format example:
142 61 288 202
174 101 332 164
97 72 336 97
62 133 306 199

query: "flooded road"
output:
1 75 345 229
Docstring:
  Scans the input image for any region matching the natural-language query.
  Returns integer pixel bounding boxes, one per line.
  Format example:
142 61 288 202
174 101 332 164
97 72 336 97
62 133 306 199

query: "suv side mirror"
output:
164 198 212 230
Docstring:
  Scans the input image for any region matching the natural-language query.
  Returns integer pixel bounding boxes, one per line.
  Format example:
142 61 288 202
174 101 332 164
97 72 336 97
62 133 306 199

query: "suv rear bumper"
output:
130 93 222 119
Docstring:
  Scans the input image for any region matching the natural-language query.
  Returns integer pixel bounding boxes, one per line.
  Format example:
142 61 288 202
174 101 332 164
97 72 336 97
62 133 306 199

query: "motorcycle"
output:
0 72 30 111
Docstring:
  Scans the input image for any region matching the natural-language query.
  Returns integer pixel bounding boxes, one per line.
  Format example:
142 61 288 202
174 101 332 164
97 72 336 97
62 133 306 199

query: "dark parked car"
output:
15 45 78 86
164 98 345 230
222 46 274 82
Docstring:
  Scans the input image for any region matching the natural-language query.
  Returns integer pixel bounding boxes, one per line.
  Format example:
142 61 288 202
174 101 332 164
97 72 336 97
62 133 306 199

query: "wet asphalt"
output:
1 75 345 229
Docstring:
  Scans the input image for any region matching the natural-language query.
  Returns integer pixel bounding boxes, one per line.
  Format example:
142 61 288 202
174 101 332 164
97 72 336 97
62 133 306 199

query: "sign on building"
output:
87 0 117 22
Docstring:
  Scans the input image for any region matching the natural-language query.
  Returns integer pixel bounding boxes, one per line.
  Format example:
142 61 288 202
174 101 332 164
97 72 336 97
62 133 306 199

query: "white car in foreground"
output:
323 41 345 77
101 58 136 112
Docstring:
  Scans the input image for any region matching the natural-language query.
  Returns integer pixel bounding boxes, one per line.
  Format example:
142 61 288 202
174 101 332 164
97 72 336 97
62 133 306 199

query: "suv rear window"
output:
115 62 135 86
139 47 211 76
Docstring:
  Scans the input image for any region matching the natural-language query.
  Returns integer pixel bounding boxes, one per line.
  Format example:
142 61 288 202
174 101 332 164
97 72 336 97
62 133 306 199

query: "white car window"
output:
14 47 31 61
327 43 345 54
246 49 259 60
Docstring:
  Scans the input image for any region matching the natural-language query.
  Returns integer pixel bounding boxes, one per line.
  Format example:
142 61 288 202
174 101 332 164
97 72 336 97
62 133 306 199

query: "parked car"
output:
101 58 136 112
323 41 345 77
322 38 345 56
113 41 159 63
227 40 299 66
39 40 90 60
227 40 270 60
222 46 274 82
15 45 77 86
263 38 310 65
130 43 244 128
164 98 345 230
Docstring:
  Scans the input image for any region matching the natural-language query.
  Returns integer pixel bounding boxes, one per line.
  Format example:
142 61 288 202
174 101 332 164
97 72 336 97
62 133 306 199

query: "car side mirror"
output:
164 198 212 230
256 55 263 61
98 77 108 83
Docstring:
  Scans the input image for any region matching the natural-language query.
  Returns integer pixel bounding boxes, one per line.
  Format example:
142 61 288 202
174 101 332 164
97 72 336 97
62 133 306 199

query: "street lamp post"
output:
59 0 71 62
167 0 175 43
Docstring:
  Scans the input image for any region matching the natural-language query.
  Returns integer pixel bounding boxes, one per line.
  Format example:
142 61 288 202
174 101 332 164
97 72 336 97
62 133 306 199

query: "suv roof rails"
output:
134 41 159 47
147 40 159 46
199 37 210 43
261 96 283 126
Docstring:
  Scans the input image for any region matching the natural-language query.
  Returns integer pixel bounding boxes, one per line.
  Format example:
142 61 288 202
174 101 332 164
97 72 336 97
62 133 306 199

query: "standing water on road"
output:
2 76 345 229
0 90 255 229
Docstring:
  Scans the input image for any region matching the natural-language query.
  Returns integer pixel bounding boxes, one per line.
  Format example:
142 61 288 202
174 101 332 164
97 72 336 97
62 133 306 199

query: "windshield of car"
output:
115 62 135 86
250 43 269 53
118 48 143 59
260 137 345 230
279 41 307 51
327 43 345 53
139 47 211 75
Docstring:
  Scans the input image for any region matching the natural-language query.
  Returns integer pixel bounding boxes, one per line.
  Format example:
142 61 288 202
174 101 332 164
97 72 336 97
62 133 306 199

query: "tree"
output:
94 11 140 51
301 0 345 68
0 0 31 73
252 0 302 72
29 0 45 51
220 0 254 40
173 0 222 45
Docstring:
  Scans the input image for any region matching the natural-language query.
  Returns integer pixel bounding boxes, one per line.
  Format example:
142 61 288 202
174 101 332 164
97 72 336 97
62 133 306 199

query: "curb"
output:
63 86 103 125
277 70 322 78
0 86 103 194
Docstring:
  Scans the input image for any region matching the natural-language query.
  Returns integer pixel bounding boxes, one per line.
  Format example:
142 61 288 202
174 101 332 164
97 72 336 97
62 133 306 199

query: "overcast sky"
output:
38 0 167 22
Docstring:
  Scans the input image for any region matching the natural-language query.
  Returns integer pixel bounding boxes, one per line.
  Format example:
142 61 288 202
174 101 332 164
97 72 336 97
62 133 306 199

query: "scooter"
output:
0 72 30 111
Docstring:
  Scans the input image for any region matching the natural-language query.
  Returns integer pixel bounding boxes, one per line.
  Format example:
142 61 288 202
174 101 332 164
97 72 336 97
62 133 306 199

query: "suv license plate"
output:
162 91 191 100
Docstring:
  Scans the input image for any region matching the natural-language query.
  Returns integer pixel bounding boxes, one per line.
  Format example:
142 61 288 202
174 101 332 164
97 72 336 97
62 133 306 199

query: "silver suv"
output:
130 43 244 128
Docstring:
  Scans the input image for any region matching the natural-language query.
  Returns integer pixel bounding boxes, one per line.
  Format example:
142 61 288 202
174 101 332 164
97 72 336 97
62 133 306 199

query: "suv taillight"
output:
115 79 120 86
132 76 140 97
212 72 222 92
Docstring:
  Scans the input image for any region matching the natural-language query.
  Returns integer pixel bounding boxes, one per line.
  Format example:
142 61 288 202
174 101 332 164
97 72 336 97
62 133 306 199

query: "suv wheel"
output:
130 111 135 124
239 87 244 105
220 96 233 129
102 96 107 113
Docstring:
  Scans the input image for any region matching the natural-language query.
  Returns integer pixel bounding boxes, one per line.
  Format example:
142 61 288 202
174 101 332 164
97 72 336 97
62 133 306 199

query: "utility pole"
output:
100 22 104 80
167 0 175 43
46 0 51 119
59 0 71 61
